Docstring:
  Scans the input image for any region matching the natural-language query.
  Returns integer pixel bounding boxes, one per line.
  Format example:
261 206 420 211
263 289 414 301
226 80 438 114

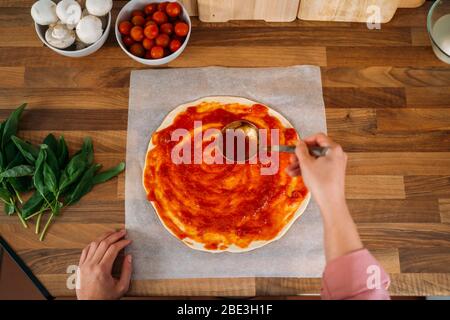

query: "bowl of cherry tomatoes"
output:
115 0 191 65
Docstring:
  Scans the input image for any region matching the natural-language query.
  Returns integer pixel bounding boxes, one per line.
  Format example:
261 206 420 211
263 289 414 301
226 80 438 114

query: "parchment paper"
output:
126 66 326 279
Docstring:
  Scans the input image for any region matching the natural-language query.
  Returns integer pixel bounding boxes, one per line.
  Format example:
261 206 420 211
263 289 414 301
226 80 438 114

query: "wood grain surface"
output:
0 0 449 297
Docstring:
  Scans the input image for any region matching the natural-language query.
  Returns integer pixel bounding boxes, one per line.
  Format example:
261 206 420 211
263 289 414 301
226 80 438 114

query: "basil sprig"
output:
0 104 31 228
2 104 126 241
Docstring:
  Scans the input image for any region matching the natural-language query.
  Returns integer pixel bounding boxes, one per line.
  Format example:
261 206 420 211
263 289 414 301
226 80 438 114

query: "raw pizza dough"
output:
143 96 311 253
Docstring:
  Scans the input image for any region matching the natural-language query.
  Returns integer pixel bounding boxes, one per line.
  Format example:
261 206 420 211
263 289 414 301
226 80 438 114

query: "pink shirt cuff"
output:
321 249 391 300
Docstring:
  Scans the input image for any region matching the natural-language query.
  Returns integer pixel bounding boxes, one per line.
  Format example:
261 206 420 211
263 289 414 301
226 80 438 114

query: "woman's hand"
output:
287 133 363 262
286 133 348 212
76 230 132 300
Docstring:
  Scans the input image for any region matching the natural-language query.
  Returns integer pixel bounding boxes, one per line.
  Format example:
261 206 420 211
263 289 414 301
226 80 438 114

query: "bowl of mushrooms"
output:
31 0 112 57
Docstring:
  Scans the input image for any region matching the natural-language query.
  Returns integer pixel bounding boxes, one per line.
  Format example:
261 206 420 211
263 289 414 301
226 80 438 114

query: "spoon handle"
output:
308 146 329 157
268 145 329 157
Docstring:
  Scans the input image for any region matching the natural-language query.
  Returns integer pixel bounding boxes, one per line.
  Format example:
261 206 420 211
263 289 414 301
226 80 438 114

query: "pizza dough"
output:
143 96 310 253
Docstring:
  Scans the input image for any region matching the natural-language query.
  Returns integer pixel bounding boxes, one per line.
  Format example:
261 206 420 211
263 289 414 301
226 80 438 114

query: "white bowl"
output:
115 0 191 66
34 12 111 58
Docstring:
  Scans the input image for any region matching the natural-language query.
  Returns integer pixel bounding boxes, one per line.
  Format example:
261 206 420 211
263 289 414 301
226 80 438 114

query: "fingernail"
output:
127 255 132 263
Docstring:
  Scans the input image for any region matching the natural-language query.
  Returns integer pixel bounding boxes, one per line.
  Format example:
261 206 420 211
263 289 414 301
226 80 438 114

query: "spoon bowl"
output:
221 120 328 161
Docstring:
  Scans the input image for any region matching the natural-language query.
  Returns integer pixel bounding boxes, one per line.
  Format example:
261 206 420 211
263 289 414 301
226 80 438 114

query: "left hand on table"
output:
76 230 132 300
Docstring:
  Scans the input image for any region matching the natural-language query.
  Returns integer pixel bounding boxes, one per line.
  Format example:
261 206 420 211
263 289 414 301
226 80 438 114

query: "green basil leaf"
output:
2 103 26 149
43 162 57 195
4 140 17 163
93 162 125 185
0 186 11 203
57 135 69 168
65 164 100 205
82 137 94 166
46 146 59 178
11 136 39 165
33 145 47 197
6 152 27 169
8 177 32 193
21 191 45 218
0 165 34 178
59 152 86 193
43 134 58 155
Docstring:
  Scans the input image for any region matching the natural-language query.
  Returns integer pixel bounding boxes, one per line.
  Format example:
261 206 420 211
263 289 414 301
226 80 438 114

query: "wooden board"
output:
0 1 449 297
298 0 425 23
399 0 426 8
180 0 198 16
198 0 300 22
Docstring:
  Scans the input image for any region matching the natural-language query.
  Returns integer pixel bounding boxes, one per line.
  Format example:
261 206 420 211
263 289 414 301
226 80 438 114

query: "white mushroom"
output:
56 0 82 25
45 22 76 49
85 0 112 17
76 15 103 44
31 0 58 25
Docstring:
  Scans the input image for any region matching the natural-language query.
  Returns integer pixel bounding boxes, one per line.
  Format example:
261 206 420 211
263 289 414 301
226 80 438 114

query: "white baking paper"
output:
126 66 326 279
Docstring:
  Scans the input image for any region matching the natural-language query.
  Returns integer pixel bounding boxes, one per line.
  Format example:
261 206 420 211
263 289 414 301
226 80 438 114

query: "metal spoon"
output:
222 120 328 160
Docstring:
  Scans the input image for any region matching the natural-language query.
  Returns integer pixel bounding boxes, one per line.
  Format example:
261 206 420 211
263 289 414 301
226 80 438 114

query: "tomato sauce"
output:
143 101 308 251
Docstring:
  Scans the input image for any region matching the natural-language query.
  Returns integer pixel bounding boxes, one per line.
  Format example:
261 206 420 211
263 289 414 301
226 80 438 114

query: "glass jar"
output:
428 0 450 64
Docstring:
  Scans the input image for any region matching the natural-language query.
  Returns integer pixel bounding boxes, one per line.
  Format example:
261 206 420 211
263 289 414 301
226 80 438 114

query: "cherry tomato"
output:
174 21 189 37
131 10 145 17
158 2 169 12
130 43 145 57
160 22 173 36
151 46 165 59
122 35 135 47
166 2 181 18
155 33 170 47
131 15 146 26
130 26 144 41
119 21 133 35
152 11 168 25
144 24 159 39
144 3 157 16
142 38 155 50
169 38 181 52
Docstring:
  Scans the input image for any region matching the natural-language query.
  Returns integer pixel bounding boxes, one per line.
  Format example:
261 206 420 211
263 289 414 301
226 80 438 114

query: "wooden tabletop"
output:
0 0 449 297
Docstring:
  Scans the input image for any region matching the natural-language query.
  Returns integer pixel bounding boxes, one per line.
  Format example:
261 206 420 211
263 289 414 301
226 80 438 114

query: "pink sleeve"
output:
321 249 391 300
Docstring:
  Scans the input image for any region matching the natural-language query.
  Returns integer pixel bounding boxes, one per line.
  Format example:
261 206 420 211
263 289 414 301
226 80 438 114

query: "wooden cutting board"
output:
198 0 301 22
180 0 198 16
399 0 426 8
298 0 426 23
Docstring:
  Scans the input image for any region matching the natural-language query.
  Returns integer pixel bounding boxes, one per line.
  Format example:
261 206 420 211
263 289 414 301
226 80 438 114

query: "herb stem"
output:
16 207 28 229
39 213 54 241
24 210 41 221
14 188 23 204
35 212 43 234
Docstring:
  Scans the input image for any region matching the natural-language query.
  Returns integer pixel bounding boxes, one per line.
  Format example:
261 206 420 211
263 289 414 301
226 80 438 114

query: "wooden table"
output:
0 0 449 297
